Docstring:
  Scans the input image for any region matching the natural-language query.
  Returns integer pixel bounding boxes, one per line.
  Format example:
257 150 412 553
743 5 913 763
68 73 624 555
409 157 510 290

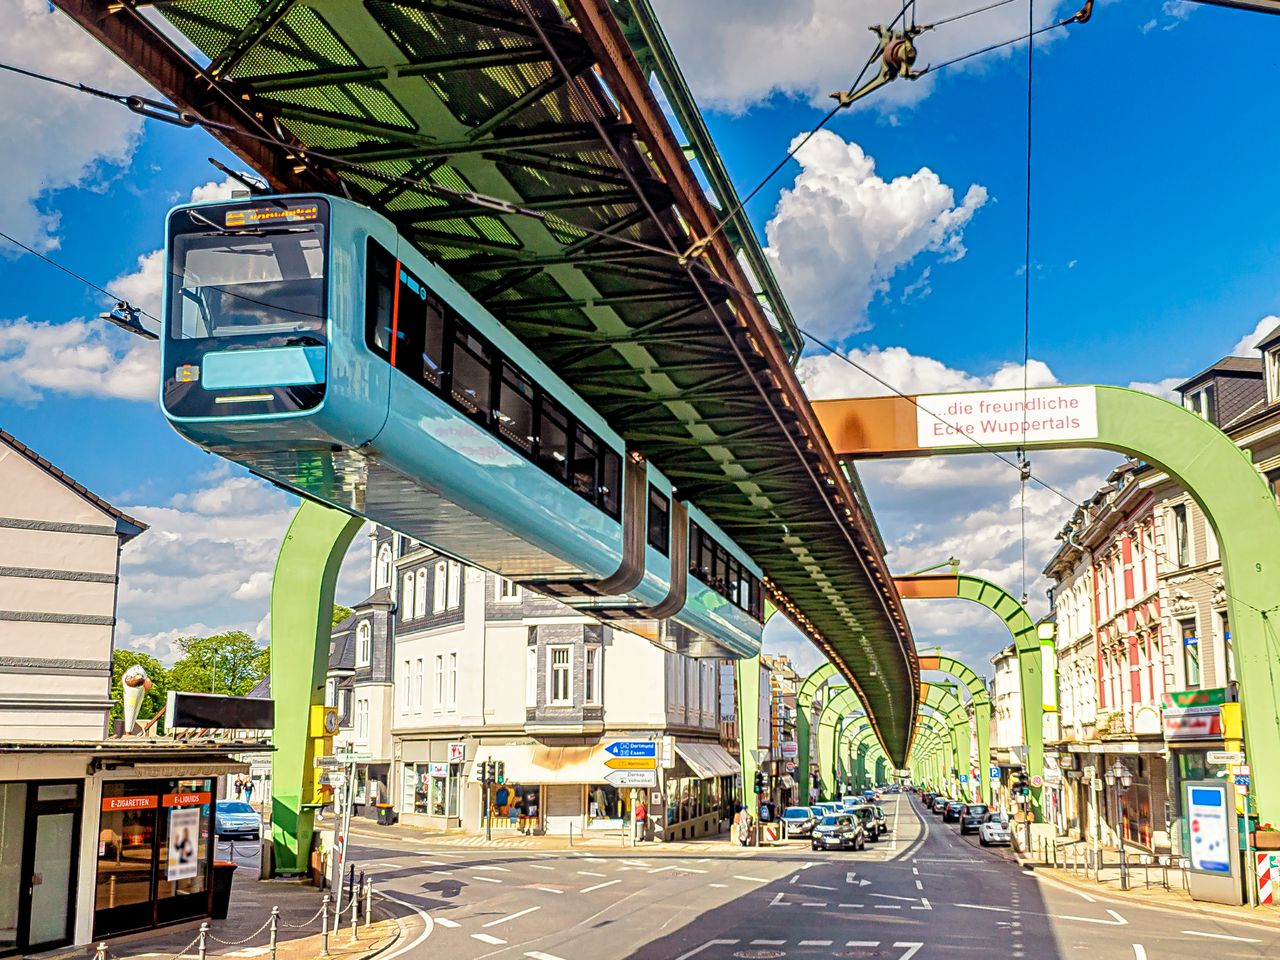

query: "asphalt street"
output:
347 794 1280 960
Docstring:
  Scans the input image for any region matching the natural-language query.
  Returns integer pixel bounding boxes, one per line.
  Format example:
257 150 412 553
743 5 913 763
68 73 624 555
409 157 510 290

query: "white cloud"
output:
1127 377 1183 403
1142 0 1197 33
0 0 148 251
1231 315 1280 357
0 317 157 403
650 0 1077 113
114 471 370 661
764 131 987 337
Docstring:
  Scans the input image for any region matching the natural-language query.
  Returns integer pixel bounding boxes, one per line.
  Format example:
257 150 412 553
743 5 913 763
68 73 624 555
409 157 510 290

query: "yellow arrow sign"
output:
605 757 656 770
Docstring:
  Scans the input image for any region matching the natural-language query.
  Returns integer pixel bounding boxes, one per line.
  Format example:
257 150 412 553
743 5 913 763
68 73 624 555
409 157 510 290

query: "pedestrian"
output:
635 796 648 842
809 785 818 805
242 778 254 805
509 798 520 831
495 782 509 818
737 808 752 846
526 792 538 834
234 776 244 800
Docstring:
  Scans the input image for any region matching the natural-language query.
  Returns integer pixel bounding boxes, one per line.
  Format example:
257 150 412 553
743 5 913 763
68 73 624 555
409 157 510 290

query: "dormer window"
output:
1184 383 1216 423
1267 347 1280 404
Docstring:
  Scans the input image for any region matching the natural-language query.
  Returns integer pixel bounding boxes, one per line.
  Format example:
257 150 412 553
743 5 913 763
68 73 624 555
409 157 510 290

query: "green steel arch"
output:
919 652 993 803
920 682 971 799
797 663 840 802
818 687 864 800
916 711 955 792
899 574 1045 816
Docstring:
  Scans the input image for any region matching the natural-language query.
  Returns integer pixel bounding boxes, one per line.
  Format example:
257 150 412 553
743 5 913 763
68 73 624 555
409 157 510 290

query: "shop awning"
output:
132 760 250 777
466 744 617 785
673 742 741 779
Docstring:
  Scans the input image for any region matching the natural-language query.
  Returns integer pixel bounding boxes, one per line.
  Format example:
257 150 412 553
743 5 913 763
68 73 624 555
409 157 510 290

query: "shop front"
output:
1163 686 1234 856
661 741 738 841
0 779 83 956
397 740 467 829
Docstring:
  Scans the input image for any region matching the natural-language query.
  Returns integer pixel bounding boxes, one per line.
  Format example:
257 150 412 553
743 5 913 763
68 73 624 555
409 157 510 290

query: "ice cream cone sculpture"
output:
121 664 152 734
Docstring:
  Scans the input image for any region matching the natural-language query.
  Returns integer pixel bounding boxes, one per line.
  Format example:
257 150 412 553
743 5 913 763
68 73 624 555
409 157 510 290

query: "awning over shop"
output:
132 760 250 777
673 742 741 779
466 744 617 785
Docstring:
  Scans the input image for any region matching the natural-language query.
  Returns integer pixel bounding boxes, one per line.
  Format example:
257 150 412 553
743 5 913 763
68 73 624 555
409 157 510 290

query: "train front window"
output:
170 221 326 341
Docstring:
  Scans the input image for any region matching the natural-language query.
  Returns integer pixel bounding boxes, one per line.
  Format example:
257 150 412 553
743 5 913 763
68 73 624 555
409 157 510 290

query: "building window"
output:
433 561 447 613
325 679 336 708
585 646 600 705
447 651 458 710
1184 383 1216 423
1220 612 1235 685
376 544 392 589
446 561 462 609
1267 347 1280 404
526 646 537 707
1171 503 1190 568
401 573 415 622
415 568 428 618
549 646 572 705
434 654 444 712
1181 619 1201 689
497 576 522 602
414 658 424 712
401 660 411 712
356 698 369 739
356 621 371 667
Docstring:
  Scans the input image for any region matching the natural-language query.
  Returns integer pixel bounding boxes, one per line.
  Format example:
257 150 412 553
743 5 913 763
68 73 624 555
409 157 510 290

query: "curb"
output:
1019 858 1280 932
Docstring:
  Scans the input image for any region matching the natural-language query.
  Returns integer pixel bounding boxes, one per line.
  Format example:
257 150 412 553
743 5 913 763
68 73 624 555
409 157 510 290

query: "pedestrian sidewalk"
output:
1015 837 1280 928
347 817 742 852
36 873 405 960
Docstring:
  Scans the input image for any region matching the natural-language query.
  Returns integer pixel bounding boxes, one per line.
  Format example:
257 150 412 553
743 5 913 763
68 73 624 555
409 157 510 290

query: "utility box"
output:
1183 780 1243 905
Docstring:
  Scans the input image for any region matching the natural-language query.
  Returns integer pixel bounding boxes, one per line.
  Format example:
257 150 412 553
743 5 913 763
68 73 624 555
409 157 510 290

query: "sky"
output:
1 0 1277 679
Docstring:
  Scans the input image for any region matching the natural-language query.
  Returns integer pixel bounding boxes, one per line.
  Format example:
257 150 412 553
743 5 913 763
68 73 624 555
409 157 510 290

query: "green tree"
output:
332 604 354 628
168 631 268 696
109 650 168 728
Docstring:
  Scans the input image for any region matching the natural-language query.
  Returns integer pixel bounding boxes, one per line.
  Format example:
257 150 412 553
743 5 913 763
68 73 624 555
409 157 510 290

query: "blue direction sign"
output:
1235 774 1251 787
989 767 1000 779
606 740 656 759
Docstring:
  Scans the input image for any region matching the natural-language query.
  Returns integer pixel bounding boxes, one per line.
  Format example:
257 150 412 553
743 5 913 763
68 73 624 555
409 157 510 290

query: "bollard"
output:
321 894 331 957
96 942 108 960
364 879 373 929
350 895 358 941
198 922 209 960
269 906 279 960
356 870 366 925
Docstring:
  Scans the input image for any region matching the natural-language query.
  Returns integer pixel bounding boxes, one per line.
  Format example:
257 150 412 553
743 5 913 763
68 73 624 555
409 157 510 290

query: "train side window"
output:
538 397 571 481
365 238 395 358
648 486 670 556
698 526 714 583
600 448 621 520
422 294 446 388
571 426 600 500
497 362 535 454
451 322 494 421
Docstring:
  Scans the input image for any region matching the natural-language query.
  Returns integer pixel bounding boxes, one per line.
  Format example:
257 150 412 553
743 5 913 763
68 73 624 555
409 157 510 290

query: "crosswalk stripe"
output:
471 933 506 945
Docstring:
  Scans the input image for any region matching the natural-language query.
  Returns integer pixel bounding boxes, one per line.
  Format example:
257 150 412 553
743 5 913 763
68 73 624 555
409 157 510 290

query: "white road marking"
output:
471 875 502 884
802 902 828 907
420 860 452 866
751 940 785 945
528 864 555 871
769 892 789 907
483 906 540 927
581 879 621 893
839 903 865 908
895 942 923 960
525 953 568 960
1133 945 1147 960
913 899 932 910
1059 910 1128 926
621 860 650 867
577 871 607 877
433 918 460 928
373 890 434 960
471 933 506 945
475 865 510 872
872 893 916 902
800 941 833 947
648 865 677 874
535 887 564 895
709 882 727 888
800 883 837 891
875 905 901 910
734 875 770 883
1076 890 1097 903
425 871 455 877
1181 931 1262 943
847 941 880 947
675 941 739 960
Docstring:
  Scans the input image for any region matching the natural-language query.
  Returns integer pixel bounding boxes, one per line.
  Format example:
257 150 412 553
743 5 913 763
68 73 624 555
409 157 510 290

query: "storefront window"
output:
95 779 213 938
0 783 24 955
587 784 623 824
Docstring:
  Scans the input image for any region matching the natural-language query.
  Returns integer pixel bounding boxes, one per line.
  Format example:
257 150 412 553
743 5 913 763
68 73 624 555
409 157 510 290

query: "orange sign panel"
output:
163 792 212 807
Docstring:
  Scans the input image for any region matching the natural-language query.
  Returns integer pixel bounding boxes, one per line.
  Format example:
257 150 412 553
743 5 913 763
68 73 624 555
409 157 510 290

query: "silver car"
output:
978 812 1012 846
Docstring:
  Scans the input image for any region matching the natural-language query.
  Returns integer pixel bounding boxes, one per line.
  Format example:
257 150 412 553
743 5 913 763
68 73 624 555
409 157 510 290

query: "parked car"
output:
862 789 880 804
930 796 950 815
849 804 887 840
943 801 965 823
920 792 936 807
978 812 1012 846
811 814 866 851
215 800 260 840
959 804 990 834
781 806 819 838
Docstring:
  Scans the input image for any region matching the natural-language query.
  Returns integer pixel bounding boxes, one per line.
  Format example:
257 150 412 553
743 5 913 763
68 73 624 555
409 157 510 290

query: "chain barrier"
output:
279 902 329 930
206 915 273 946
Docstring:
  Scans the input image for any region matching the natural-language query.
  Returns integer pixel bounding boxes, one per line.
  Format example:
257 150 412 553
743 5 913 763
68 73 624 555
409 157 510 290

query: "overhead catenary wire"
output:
1020 0 1036 604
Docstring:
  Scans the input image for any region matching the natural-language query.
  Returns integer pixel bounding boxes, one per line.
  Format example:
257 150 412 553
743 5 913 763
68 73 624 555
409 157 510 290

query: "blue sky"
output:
1 0 1277 672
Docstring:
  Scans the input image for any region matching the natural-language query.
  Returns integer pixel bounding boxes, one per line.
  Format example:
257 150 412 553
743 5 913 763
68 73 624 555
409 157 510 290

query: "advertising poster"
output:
167 806 201 881
1186 784 1231 874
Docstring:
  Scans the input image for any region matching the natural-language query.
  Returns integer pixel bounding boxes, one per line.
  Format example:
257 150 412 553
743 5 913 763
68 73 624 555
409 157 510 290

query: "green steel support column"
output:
921 683 971 799
919 713 953 790
851 726 878 789
919 653 993 804
796 664 838 803
875 756 887 786
270 500 364 874
736 654 761 810
818 688 862 800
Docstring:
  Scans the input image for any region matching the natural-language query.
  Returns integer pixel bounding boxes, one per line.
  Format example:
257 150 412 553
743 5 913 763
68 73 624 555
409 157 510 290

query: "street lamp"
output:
1103 760 1134 890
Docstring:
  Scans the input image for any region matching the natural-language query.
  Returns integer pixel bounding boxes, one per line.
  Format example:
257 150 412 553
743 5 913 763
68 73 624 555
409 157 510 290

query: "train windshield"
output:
168 207 327 341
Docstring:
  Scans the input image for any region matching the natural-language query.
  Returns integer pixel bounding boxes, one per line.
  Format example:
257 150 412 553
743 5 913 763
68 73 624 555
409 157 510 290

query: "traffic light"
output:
480 759 494 783
753 770 765 795
495 761 506 784
1012 769 1031 798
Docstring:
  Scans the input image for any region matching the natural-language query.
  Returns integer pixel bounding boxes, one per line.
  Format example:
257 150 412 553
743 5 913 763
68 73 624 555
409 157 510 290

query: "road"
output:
346 793 1280 960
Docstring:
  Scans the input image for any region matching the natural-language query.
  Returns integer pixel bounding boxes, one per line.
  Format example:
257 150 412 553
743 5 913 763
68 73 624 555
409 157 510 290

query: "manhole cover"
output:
733 952 786 959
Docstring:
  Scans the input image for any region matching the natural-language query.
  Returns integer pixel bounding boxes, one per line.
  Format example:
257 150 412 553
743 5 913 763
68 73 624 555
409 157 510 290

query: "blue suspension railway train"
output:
161 194 763 658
